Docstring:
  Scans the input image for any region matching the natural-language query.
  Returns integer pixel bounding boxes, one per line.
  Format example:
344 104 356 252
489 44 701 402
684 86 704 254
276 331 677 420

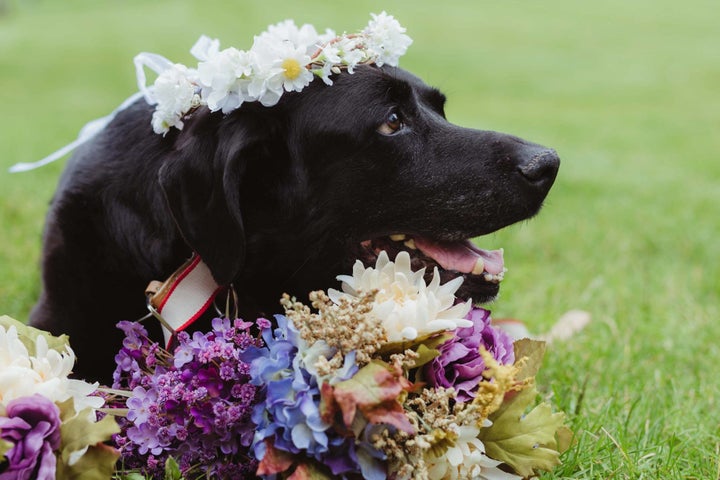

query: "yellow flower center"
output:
282 58 303 80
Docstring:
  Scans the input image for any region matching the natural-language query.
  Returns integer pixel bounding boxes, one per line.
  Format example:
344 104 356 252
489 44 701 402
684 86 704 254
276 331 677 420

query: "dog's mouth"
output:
350 234 505 304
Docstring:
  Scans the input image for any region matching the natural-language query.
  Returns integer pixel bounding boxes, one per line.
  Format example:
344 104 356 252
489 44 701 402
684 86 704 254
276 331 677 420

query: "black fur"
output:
29 65 559 382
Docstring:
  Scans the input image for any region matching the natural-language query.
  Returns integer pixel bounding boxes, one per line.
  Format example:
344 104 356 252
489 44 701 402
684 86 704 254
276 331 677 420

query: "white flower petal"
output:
0 324 104 416
330 250 469 344
400 327 418 340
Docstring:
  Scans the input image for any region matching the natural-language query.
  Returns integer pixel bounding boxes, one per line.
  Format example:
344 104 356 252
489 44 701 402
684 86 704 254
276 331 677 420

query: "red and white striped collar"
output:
145 254 224 348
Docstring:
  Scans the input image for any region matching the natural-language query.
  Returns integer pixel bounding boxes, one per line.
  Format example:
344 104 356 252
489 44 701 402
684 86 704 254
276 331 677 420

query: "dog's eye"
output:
377 111 404 135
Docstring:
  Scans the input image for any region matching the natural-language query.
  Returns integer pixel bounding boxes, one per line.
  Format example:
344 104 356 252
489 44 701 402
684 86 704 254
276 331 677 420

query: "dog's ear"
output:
158 111 264 285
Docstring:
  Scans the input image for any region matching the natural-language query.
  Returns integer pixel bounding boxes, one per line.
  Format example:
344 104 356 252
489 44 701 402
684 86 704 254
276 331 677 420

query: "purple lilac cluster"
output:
242 315 385 479
111 318 265 479
424 307 516 401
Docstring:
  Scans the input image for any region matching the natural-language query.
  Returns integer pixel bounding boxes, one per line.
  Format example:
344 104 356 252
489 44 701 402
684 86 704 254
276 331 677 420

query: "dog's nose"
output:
518 149 560 188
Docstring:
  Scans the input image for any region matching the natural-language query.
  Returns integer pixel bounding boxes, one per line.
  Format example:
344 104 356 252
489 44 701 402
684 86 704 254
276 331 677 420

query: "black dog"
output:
29 65 559 382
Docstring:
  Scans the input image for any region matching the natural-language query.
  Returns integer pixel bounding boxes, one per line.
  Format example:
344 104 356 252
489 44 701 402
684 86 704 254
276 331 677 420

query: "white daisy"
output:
277 44 314 93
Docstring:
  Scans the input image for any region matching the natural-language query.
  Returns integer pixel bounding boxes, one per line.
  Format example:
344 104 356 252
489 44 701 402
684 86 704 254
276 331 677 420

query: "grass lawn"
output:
1 0 719 477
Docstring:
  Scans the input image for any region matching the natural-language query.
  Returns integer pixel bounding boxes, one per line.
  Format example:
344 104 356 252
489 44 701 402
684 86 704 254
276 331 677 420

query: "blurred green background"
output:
1 0 719 476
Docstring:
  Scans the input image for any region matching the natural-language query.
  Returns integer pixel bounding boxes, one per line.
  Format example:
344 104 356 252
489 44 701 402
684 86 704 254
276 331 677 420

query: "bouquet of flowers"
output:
0 316 119 480
110 251 571 479
109 317 265 478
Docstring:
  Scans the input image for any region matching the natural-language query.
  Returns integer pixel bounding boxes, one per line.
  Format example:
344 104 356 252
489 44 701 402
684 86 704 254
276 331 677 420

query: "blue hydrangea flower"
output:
246 315 331 457
244 315 387 479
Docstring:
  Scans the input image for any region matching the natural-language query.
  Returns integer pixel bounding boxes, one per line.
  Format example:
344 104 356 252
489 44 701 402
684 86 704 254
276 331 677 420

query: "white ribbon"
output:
189 35 220 62
133 52 174 104
9 51 176 174
9 92 145 173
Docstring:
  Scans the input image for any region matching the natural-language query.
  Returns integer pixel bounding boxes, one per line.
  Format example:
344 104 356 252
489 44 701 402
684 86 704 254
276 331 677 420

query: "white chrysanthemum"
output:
364 11 413 67
197 47 254 113
0 325 103 413
151 63 199 134
259 19 320 55
427 424 522 480
329 251 472 343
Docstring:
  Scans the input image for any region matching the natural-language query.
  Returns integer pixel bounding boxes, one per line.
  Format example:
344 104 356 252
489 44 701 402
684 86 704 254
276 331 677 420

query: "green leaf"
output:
327 360 414 433
478 384 569 477
56 398 120 480
164 457 183 480
59 442 121 480
0 315 70 355
377 331 453 357
412 343 441 369
117 473 147 480
512 338 547 381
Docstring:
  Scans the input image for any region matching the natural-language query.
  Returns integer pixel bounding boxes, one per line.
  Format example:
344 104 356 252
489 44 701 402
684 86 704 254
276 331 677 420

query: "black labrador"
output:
29 65 559 382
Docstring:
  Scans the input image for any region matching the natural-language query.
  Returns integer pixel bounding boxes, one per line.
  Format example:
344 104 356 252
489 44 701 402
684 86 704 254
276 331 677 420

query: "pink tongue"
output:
413 237 504 275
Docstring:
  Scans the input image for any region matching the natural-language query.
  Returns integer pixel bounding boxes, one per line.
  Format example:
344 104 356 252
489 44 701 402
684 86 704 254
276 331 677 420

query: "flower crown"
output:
136 12 412 135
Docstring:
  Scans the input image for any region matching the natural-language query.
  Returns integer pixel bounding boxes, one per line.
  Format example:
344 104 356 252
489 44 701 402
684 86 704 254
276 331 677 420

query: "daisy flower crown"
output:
136 12 412 135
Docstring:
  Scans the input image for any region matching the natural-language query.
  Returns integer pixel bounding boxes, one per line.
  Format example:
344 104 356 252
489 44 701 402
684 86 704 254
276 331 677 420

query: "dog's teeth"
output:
480 270 506 284
389 234 407 241
404 239 417 250
472 257 485 275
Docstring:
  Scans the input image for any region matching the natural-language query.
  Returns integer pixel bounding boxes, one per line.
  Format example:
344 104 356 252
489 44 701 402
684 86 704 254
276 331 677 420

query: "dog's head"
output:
158 65 559 310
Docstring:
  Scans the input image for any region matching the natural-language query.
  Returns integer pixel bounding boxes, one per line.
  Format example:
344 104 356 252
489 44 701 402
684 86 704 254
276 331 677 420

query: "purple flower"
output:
126 386 158 425
424 307 515 402
126 422 166 456
112 317 264 478
0 394 61 480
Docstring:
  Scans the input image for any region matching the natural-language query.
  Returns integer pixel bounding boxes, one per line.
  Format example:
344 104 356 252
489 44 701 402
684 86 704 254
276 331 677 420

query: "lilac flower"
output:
111 318 264 478
0 394 61 480
126 386 158 425
424 307 515 402
126 422 166 456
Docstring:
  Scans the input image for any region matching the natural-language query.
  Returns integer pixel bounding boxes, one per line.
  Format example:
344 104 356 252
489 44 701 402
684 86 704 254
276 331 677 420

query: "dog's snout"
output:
518 149 560 186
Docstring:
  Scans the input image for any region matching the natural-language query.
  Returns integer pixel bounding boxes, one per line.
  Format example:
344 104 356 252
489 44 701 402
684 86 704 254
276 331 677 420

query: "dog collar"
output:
145 254 224 348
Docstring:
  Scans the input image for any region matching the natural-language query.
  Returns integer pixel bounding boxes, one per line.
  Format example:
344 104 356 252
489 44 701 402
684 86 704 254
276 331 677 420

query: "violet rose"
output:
0 394 61 480
423 307 515 402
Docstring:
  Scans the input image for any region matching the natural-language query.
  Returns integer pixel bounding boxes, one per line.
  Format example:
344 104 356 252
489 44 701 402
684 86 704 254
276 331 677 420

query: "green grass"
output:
1 0 719 477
